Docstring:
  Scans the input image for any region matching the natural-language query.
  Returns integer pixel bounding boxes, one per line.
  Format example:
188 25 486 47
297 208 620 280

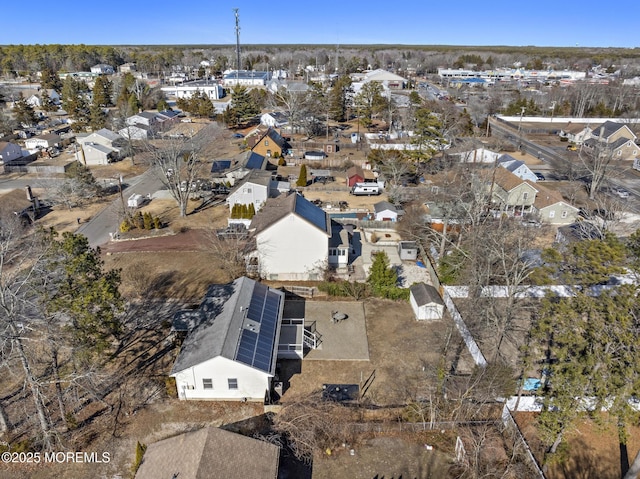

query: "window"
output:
228 378 238 390
561 210 568 218
618 150 622 156
549 210 556 218
522 192 529 201
202 378 213 389
264 140 269 146
634 150 638 156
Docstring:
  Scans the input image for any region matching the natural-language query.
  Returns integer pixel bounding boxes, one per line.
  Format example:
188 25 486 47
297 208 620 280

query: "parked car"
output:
232 133 244 139
534 172 546 181
567 144 578 151
614 187 630 199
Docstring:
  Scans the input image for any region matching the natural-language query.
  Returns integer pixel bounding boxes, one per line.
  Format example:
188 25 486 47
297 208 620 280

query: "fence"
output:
348 419 500 434
501 404 546 478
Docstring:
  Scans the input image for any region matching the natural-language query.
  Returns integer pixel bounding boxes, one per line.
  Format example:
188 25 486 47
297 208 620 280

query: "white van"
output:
350 183 381 196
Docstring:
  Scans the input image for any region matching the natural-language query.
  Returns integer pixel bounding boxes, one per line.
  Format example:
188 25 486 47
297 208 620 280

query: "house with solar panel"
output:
247 192 352 280
170 276 290 401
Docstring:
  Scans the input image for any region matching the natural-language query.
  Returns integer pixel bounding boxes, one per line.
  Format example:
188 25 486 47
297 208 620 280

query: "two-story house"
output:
247 192 352 281
250 128 290 158
0 141 24 164
497 154 539 182
490 168 538 216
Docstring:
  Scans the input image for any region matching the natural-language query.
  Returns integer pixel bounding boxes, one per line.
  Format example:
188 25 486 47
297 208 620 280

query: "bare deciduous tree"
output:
144 124 222 217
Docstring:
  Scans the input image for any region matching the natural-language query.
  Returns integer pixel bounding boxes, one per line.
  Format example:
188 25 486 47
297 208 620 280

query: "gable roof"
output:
592 121 636 141
249 192 331 236
530 183 578 210
346 165 364 179
134 426 279 479
228 169 273 194
374 201 397 214
492 168 538 193
253 128 289 150
410 283 444 307
92 128 120 142
245 151 267 170
171 277 284 375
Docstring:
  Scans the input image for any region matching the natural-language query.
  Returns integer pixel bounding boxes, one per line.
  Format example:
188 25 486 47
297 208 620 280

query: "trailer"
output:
127 194 144 208
350 183 381 196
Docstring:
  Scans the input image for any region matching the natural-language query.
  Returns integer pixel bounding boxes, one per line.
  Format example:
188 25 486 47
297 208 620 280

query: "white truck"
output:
350 183 381 196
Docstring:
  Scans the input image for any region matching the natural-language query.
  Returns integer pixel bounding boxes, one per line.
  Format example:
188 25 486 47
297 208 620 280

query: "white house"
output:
161 80 225 101
77 128 121 149
226 170 278 213
79 143 117 165
373 201 400 221
260 111 289 129
248 193 335 281
497 154 539 182
410 283 444 320
24 134 60 150
0 141 24 164
25 89 60 108
222 70 270 87
450 147 500 164
119 124 151 140
90 64 114 74
171 277 285 402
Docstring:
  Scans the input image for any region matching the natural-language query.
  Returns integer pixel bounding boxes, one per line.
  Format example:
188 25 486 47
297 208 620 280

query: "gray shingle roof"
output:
134 426 279 479
410 283 443 307
249 192 331 236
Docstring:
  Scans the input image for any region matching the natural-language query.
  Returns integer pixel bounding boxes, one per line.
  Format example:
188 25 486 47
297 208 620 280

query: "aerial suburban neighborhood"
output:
1 13 640 479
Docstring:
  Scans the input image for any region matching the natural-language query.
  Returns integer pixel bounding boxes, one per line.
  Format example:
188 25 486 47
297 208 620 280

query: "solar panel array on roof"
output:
211 160 232 173
294 195 327 233
246 153 265 170
235 282 281 373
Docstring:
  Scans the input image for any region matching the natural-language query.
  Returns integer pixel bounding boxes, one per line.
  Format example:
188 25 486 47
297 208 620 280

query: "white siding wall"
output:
173 356 270 401
227 183 268 211
257 214 328 280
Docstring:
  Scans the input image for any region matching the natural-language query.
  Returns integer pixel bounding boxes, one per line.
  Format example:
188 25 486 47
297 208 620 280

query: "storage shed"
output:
410 283 444 320
398 241 418 261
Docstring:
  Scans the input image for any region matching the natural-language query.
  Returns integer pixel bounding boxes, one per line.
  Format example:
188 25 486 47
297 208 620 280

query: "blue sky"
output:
1 0 637 48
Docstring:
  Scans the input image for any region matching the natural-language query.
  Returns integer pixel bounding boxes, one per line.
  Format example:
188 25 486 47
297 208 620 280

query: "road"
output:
488 117 640 213
77 166 166 248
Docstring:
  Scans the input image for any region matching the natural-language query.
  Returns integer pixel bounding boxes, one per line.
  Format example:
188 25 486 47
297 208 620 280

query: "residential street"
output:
77 166 165 248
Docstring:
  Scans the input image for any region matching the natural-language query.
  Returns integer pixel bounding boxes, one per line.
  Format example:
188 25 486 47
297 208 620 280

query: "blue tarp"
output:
523 378 541 391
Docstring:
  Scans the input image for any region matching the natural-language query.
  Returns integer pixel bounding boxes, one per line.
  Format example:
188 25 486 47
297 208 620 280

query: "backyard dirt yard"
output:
515 412 640 479
311 433 453 479
282 298 475 407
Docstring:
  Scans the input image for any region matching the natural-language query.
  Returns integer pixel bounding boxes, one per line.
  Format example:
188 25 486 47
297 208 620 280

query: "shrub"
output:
278 157 286 166
131 441 147 476
143 212 153 230
153 217 161 229
119 220 131 232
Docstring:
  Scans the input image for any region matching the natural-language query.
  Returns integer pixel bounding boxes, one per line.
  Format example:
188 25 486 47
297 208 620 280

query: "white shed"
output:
410 283 444 320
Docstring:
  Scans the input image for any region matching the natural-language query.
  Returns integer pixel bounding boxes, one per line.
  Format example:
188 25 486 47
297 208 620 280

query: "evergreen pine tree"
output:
296 164 308 187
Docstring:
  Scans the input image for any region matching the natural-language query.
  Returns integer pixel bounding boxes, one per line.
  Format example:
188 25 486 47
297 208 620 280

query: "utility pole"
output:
517 106 526 151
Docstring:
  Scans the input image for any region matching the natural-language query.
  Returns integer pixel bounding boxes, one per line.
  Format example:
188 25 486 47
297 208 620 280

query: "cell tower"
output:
233 8 241 73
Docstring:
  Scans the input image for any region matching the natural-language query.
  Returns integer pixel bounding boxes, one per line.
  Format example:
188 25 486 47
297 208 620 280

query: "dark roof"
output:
250 192 331 236
228 170 273 194
410 283 443 307
253 128 289 151
591 121 628 140
134 426 280 479
497 154 527 173
374 201 397 214
171 277 284 375
211 159 232 173
245 151 267 170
